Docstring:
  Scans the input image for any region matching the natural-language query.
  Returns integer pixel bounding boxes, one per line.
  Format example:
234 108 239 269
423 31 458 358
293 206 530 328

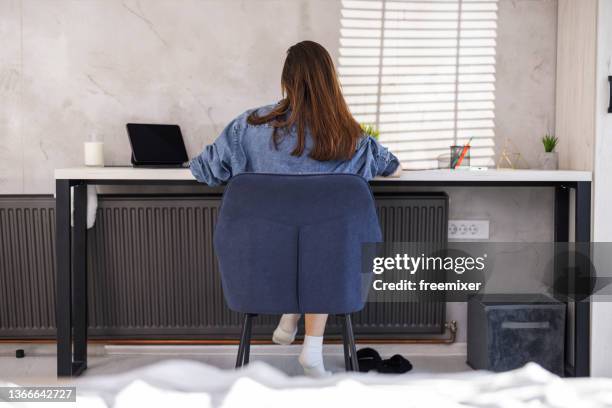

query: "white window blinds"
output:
339 0 498 169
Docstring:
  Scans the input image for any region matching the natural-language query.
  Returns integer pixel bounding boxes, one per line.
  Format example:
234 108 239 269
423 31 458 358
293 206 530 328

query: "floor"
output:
0 343 471 384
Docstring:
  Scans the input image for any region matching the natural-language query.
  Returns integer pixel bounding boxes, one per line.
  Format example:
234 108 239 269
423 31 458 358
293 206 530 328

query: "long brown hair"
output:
247 41 362 161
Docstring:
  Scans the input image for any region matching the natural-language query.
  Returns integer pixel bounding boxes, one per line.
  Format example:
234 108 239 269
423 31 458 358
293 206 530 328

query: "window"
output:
339 0 498 169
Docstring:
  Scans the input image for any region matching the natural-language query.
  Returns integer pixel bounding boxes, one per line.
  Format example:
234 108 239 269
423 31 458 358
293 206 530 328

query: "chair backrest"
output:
214 173 382 314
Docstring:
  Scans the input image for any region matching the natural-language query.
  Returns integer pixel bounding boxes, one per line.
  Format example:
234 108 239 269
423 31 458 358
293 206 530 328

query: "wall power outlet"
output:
448 220 490 240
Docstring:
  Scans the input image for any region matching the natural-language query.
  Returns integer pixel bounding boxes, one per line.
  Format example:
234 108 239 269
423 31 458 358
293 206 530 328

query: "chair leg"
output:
236 314 248 368
235 313 256 368
342 314 358 372
346 314 359 371
243 314 255 365
342 317 351 371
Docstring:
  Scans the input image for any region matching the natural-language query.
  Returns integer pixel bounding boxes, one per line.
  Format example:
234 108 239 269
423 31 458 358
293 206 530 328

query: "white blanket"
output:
9 361 606 408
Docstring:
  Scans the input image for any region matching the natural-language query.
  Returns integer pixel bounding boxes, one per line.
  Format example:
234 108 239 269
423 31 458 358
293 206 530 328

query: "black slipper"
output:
377 354 413 374
356 347 381 372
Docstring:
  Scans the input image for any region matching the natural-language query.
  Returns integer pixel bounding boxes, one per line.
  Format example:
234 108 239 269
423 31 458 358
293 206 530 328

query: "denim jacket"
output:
189 104 400 186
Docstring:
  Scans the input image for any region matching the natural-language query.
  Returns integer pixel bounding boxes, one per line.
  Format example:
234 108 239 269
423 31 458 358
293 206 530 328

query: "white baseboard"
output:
0 342 467 358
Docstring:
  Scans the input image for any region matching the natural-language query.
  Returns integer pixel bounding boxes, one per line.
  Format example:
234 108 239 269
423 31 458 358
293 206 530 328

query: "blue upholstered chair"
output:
214 173 382 371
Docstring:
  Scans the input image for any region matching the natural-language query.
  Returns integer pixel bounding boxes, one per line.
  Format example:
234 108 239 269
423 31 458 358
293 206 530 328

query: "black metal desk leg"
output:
72 183 88 374
55 180 72 377
554 185 572 377
554 186 570 242
574 181 591 377
575 182 592 243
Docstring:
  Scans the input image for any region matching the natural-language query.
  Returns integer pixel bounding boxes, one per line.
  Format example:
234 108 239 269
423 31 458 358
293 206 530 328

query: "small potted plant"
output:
539 134 558 170
360 123 379 140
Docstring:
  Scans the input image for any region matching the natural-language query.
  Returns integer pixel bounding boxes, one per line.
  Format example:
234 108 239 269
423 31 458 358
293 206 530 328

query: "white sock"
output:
272 314 300 345
279 314 300 333
299 335 330 378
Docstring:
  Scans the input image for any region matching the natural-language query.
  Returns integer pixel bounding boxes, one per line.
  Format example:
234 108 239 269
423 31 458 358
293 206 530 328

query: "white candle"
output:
84 142 104 167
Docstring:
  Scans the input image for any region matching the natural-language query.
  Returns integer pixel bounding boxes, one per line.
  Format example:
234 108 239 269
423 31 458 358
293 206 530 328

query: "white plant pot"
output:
538 152 558 170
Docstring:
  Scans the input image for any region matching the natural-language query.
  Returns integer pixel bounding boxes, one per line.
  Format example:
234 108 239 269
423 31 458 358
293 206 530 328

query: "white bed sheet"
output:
3 361 612 408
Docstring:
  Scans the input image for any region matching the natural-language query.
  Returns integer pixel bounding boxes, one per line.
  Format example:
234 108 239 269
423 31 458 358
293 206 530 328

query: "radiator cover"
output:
0 193 448 339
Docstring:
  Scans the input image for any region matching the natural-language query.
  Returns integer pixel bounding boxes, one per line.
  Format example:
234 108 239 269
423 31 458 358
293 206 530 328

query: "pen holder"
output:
450 145 470 169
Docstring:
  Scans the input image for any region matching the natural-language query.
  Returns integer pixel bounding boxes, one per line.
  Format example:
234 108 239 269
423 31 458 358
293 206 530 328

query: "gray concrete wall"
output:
1 0 557 194
0 0 559 342
0 0 342 193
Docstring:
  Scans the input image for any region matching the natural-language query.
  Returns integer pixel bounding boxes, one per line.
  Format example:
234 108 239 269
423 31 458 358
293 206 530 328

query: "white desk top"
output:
54 167 592 182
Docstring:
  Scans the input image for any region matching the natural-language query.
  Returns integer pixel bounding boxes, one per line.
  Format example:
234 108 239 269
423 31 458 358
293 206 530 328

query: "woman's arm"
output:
387 161 403 178
374 139 400 177
189 118 245 186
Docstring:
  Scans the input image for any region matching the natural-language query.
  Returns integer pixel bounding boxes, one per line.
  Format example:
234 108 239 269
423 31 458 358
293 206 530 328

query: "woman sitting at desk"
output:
190 40 400 377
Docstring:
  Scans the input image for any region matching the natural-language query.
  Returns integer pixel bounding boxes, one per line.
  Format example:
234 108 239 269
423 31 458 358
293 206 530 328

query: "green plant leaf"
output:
542 134 558 153
360 123 380 140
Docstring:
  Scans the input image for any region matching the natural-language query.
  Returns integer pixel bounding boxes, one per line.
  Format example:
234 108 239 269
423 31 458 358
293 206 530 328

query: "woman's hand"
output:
387 162 403 178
